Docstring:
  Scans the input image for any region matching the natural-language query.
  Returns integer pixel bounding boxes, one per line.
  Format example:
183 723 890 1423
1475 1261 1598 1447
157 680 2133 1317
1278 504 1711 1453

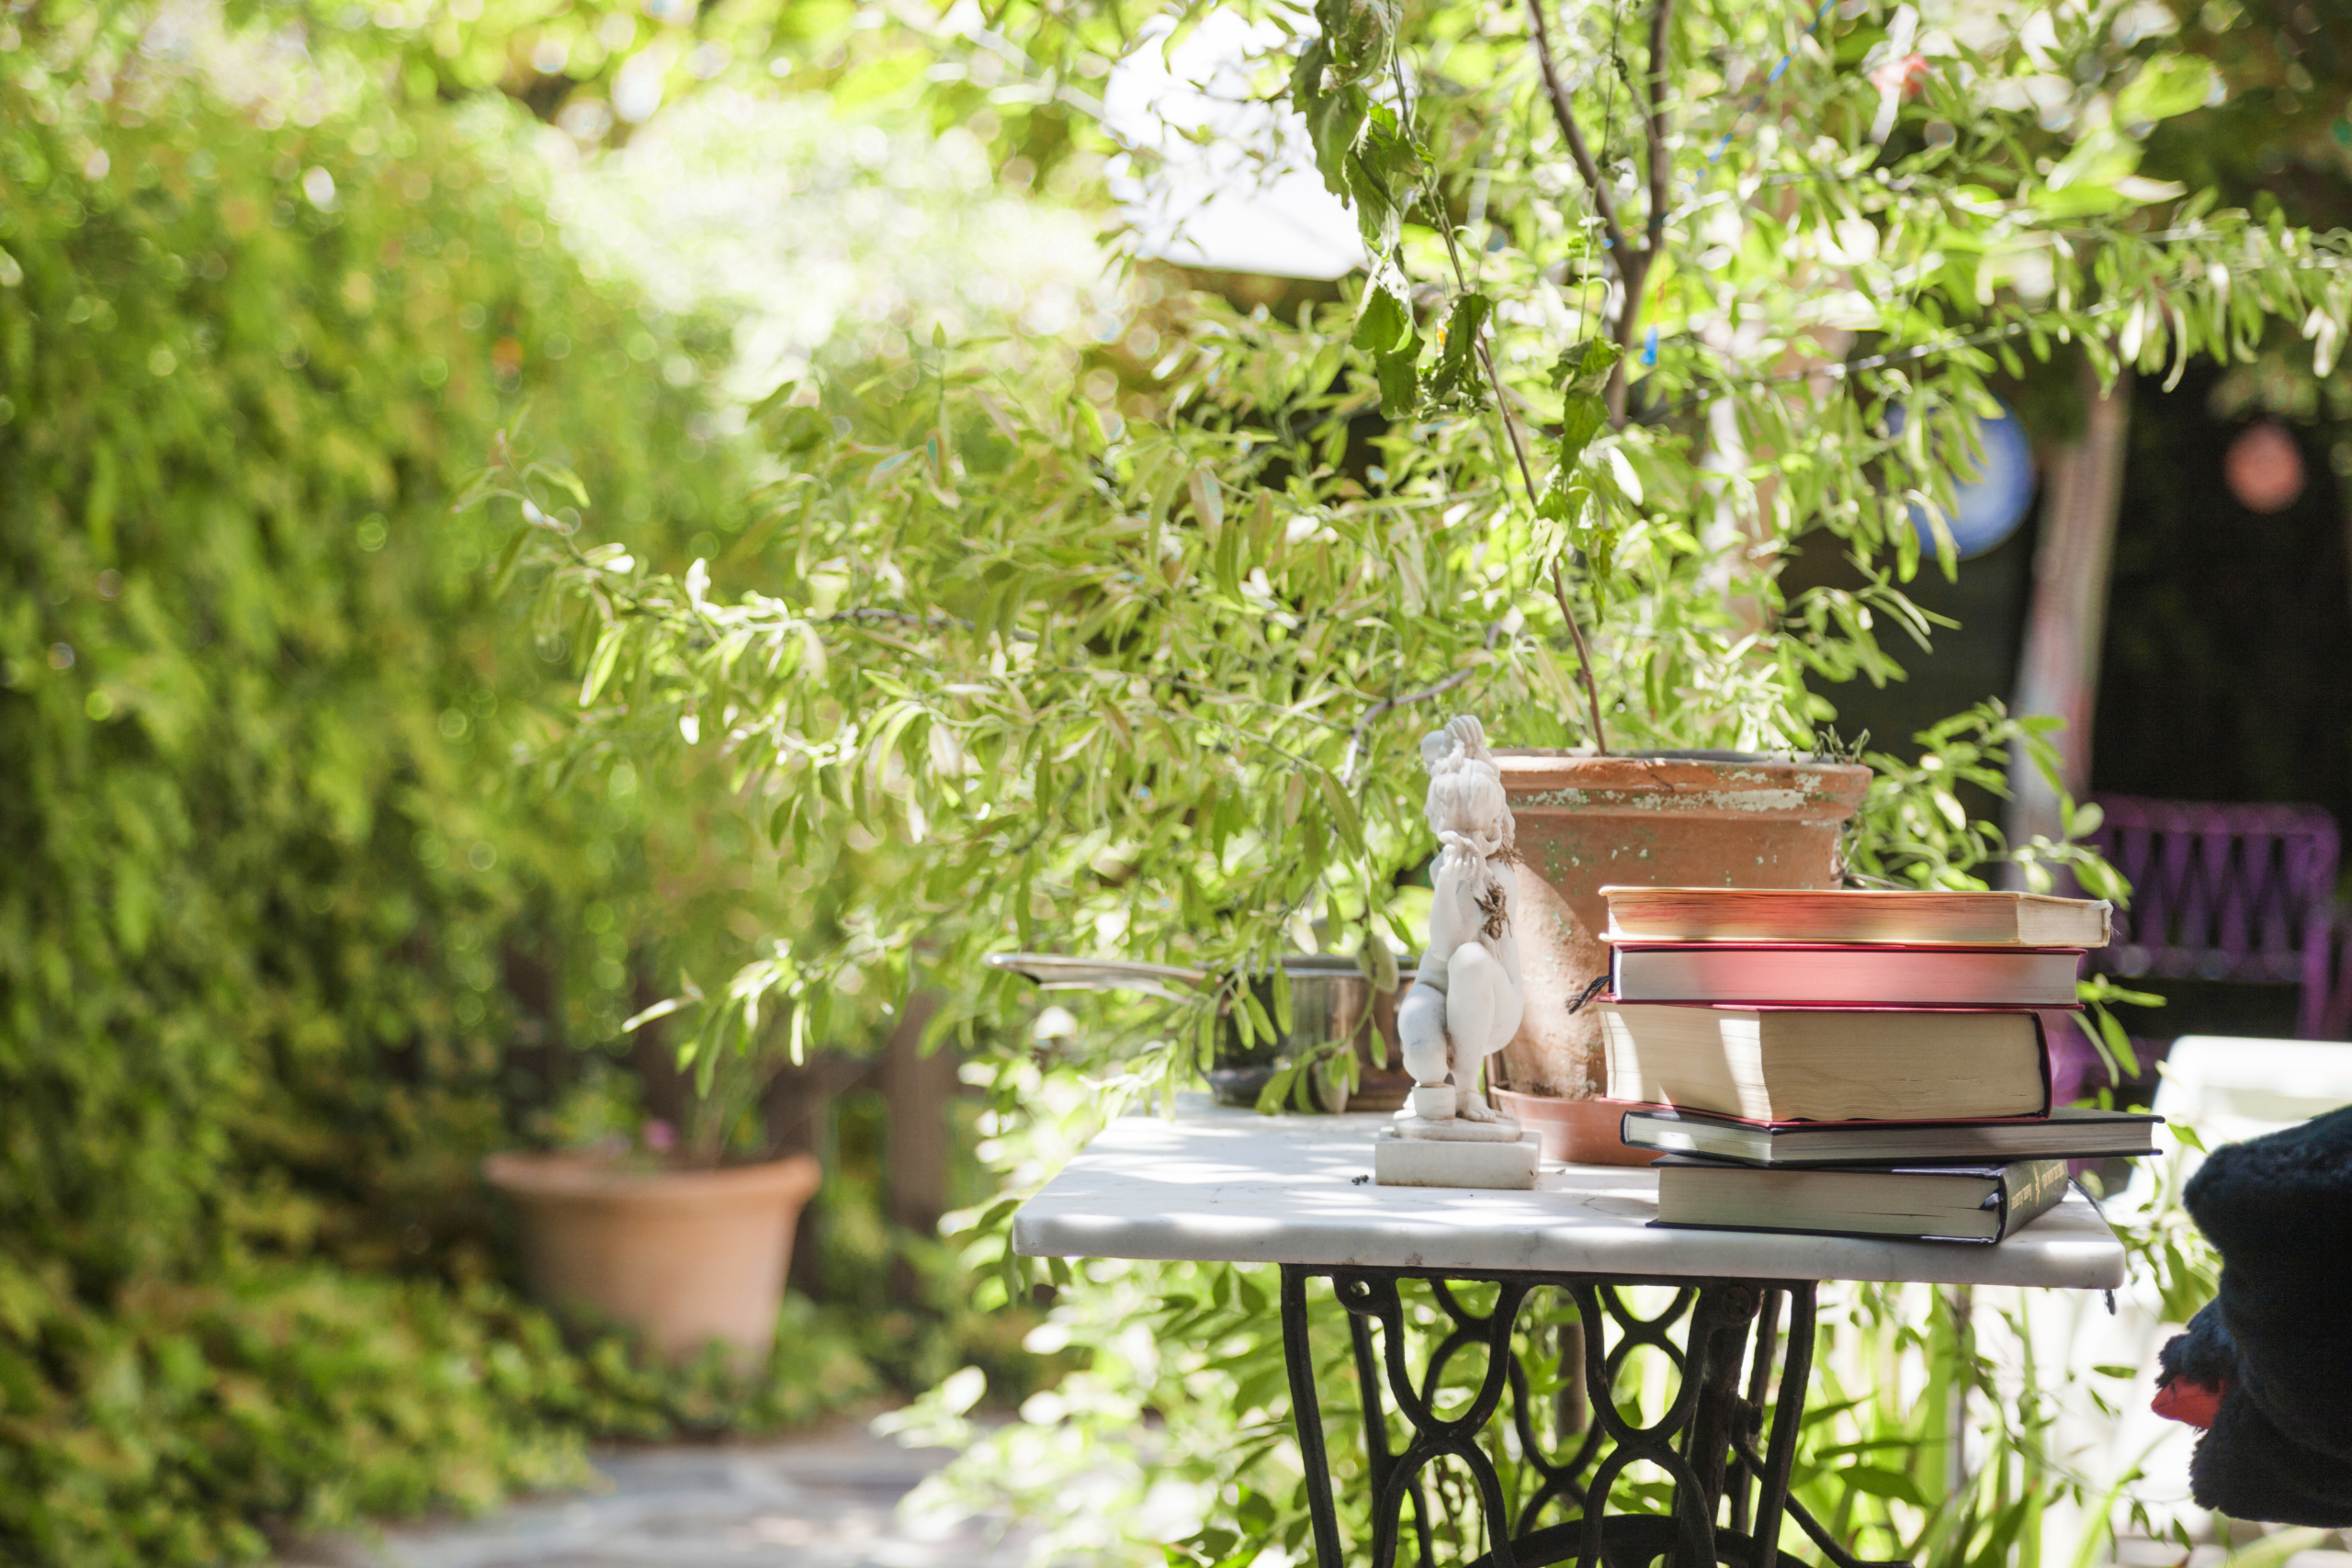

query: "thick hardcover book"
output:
1600 886 2113 949
1600 1001 2052 1122
1621 1105 2162 1167
1610 943 2084 1008
1651 1156 2072 1243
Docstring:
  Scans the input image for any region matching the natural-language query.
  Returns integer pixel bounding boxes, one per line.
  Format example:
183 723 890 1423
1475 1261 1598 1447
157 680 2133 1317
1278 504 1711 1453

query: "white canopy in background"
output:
1102 9 1366 281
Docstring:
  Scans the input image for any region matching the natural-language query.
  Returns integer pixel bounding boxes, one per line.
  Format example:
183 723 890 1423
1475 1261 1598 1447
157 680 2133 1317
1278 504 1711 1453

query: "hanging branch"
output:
1549 558 1611 756
1407 38 1615 754
1641 0 1674 262
1525 0 1677 420
1525 0 1629 265
1339 623 1511 786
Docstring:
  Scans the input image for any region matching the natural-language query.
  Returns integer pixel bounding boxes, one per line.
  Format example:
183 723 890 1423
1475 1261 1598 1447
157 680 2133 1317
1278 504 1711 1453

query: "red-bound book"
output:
1608 942 2085 1009
1599 1000 2052 1123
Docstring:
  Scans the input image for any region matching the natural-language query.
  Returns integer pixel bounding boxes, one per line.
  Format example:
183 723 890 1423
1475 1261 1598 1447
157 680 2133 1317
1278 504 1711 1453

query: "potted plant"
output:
473 757 913 1366
1489 750 1871 1156
483 1135 820 1365
481 1018 826 1364
474 0 2310 1184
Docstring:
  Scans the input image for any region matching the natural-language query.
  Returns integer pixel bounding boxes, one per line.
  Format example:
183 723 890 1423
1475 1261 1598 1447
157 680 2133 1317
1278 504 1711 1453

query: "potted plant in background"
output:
474 744 937 1365
482 1049 822 1366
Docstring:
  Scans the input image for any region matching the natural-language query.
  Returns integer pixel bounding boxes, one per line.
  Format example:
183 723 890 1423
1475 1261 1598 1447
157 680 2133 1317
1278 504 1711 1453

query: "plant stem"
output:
1550 558 1611 755
1400 51 1614 757
1525 0 1676 422
1524 0 1629 265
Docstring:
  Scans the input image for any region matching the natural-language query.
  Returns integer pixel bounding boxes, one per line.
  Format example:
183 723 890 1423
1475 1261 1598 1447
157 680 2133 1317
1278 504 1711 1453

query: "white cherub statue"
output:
1396 716 1527 1130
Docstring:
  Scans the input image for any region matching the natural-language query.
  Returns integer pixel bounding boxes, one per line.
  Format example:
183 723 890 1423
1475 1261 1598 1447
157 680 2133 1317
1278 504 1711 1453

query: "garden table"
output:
1012 1100 2125 1568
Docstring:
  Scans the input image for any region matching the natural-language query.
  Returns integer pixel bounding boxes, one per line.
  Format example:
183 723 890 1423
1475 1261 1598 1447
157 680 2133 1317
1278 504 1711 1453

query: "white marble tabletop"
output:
1012 1099 2126 1290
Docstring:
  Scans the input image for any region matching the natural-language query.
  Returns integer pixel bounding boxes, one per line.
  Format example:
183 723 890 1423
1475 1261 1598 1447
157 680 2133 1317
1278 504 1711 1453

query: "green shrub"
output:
0 48 859 1566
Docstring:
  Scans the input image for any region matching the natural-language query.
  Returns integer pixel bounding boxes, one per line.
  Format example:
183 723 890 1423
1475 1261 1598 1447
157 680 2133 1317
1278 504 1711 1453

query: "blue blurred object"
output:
1890 399 2036 559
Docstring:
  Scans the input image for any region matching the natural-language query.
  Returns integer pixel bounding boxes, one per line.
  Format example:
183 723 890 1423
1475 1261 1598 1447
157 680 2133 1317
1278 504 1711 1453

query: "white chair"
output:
2055 1036 2352 1561
2111 1035 2352 1213
2144 1034 2352 1150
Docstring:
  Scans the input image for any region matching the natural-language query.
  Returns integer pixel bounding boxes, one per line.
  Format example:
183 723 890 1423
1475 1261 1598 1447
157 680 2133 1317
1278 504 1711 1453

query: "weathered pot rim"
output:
483 1149 820 1206
1495 750 1870 818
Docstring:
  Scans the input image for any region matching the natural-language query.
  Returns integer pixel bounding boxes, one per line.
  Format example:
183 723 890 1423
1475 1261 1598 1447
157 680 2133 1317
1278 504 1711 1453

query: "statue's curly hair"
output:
1422 716 1516 930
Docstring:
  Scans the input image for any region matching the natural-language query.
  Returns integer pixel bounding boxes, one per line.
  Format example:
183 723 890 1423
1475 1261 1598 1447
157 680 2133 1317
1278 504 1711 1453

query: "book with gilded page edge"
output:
1621 1104 2162 1167
1610 943 2085 1008
1600 1001 2052 1122
1601 886 2113 948
1650 1155 2072 1243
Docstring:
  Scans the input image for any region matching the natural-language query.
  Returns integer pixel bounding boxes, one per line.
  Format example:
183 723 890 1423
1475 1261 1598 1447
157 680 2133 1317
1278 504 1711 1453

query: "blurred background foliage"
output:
0 5 1062 1560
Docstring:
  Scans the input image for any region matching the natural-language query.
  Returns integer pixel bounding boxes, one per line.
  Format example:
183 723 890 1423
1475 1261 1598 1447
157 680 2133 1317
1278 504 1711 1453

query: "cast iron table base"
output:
1280 1265 1907 1568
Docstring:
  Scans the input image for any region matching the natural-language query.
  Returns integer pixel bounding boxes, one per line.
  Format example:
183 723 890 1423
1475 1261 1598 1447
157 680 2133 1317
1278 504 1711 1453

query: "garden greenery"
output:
0 0 2321 1559
481 0 2343 1099
0 30 890 1565
484 0 2336 1560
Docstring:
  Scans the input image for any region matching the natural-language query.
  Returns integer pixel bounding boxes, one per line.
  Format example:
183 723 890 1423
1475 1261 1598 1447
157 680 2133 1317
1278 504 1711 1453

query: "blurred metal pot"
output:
985 952 1408 1110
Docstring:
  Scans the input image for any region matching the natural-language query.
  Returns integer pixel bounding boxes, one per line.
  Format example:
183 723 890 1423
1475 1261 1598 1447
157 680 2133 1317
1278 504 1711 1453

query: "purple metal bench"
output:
2086 795 2344 1039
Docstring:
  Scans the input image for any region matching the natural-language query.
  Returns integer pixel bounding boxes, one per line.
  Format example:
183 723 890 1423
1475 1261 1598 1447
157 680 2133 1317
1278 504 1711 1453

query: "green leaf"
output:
1837 1465 1929 1506
621 996 689 1032
1374 338 1420 417
1555 393 1609 475
1292 40 1371 197
1554 338 1622 398
1546 339 1621 479
1425 293 1492 409
1351 284 1412 355
2117 55 2216 127
1314 768 1366 853
580 624 625 707
526 461 592 507
1188 465 1225 531
1314 0 1401 83
489 525 530 593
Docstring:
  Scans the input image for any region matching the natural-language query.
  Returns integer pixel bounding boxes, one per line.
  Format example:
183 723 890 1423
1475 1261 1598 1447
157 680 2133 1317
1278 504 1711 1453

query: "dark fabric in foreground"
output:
2158 1105 2352 1524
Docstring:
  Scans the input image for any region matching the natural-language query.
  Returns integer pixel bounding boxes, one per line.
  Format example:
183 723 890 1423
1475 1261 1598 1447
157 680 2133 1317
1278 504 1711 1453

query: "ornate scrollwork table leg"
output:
1277 1267 1908 1568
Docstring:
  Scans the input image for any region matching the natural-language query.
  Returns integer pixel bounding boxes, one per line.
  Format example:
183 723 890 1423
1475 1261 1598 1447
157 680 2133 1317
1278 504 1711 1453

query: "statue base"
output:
1373 1127 1542 1190
1390 1111 1527 1143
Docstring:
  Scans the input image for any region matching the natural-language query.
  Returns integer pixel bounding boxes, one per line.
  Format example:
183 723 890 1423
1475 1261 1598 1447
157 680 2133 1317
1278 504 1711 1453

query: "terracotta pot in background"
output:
1492 1091 1657 1166
483 1150 820 1364
1495 751 1872 1102
1354 966 1422 1113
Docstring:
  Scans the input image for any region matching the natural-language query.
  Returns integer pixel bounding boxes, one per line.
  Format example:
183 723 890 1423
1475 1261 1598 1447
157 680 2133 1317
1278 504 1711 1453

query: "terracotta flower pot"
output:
483 1149 820 1364
1494 751 1872 1102
1492 1091 1659 1166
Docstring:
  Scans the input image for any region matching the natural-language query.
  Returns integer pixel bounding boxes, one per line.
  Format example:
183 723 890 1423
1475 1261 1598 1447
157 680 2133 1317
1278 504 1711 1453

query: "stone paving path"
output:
285 1425 1024 1568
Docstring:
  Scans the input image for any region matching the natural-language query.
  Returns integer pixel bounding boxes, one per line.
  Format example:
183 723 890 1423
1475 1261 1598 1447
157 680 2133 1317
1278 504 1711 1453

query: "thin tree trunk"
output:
2007 363 2133 872
877 993 955 1237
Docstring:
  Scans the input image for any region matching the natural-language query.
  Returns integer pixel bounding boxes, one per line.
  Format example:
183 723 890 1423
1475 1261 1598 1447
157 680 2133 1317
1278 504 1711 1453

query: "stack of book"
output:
1597 886 2161 1245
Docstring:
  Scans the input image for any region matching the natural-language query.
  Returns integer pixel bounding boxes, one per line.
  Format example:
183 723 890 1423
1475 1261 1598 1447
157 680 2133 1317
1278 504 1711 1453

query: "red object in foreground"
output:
2154 1376 2227 1430
1870 52 1932 100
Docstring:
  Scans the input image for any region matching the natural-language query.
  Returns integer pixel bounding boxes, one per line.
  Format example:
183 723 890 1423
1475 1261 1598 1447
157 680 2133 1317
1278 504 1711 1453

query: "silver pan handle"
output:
983 952 1207 1001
